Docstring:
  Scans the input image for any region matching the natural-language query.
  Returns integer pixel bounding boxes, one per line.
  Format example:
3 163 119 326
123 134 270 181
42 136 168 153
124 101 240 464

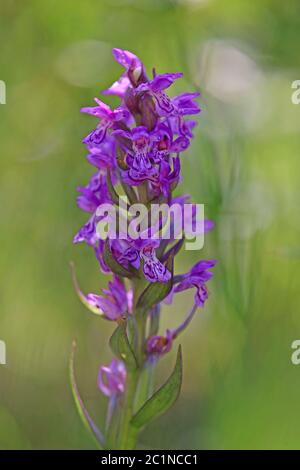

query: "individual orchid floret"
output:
150 157 181 197
112 48 146 85
86 275 132 320
114 126 156 180
72 268 132 320
76 172 111 214
86 137 117 174
172 260 217 307
171 92 201 116
150 123 189 163
73 214 99 246
169 116 198 139
111 238 171 283
136 72 183 117
98 358 127 397
103 48 146 97
82 98 129 146
140 241 172 283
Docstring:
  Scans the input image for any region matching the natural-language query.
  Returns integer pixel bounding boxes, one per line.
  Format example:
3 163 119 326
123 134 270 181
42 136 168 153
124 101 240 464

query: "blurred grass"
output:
0 0 300 449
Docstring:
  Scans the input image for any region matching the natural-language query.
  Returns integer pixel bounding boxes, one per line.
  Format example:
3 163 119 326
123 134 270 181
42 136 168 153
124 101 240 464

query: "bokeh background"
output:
0 0 300 450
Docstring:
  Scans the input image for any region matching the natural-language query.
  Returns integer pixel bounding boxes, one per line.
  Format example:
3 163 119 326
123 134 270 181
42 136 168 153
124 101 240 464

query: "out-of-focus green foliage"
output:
0 0 300 449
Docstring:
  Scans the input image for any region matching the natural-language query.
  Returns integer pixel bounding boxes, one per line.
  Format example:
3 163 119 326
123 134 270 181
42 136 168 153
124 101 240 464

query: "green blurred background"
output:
0 0 300 449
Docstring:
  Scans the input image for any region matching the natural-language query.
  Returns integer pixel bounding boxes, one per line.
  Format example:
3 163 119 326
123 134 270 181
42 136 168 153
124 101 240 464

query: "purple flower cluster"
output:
73 48 216 399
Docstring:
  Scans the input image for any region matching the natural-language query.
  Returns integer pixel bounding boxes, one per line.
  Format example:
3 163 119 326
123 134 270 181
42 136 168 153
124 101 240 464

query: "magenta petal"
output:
112 48 141 70
150 73 183 92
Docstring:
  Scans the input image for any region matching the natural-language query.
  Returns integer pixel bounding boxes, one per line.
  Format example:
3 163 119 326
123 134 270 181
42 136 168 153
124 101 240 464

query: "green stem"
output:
134 358 156 411
115 279 155 449
117 368 139 449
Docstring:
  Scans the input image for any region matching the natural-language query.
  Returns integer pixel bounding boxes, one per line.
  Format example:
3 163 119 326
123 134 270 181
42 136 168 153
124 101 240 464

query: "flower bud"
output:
146 330 173 356
140 93 158 131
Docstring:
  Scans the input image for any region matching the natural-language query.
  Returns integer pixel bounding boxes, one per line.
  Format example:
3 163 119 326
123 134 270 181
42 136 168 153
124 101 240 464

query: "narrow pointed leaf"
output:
69 341 105 448
110 323 138 370
106 170 120 205
162 237 185 263
121 180 138 204
131 346 183 429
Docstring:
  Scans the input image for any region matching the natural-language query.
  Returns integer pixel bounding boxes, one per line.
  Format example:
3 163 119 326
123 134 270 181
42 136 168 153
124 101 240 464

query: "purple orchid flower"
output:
85 137 117 174
172 92 201 116
117 123 187 187
82 98 129 146
114 126 156 177
136 72 183 117
149 156 181 198
73 214 99 246
111 238 171 283
72 266 132 320
76 172 111 214
167 260 217 307
150 123 190 163
168 116 198 139
72 48 217 449
140 241 171 283
103 48 146 97
98 358 127 397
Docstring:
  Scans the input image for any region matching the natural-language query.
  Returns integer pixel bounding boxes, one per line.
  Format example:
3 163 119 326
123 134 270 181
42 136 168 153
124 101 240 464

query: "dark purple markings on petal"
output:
171 136 190 153
154 91 174 116
141 245 171 283
132 149 152 172
73 216 97 246
83 124 109 146
119 246 140 269
195 284 208 307
143 259 171 283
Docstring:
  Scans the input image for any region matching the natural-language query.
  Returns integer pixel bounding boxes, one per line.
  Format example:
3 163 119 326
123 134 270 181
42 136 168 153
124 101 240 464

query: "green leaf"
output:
131 346 183 429
106 170 120 205
103 239 137 279
162 237 185 263
69 341 105 448
109 323 138 370
149 307 160 336
136 253 174 312
121 180 138 205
